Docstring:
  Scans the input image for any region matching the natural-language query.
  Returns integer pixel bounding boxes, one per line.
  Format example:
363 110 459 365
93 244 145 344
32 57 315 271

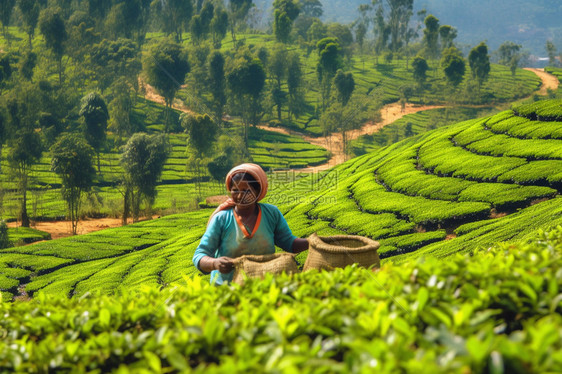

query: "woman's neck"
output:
234 203 258 217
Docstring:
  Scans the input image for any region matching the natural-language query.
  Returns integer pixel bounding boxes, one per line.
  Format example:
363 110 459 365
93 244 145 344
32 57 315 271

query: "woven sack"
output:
303 233 380 271
231 252 300 285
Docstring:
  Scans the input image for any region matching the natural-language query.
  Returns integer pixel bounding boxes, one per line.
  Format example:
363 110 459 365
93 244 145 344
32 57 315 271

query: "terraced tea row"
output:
1 100 562 300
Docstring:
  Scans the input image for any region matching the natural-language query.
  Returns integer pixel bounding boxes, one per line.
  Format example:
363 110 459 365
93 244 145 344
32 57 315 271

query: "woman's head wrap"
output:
207 163 268 225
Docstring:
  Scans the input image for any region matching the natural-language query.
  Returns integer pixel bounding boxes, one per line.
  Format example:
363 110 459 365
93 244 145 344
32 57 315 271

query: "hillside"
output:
1 98 561 301
0 225 561 372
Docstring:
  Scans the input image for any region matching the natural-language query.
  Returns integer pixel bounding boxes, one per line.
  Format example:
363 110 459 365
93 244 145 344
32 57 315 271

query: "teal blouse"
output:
192 203 297 285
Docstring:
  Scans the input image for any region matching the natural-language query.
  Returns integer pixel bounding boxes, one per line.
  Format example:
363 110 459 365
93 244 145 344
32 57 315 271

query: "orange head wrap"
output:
207 163 268 225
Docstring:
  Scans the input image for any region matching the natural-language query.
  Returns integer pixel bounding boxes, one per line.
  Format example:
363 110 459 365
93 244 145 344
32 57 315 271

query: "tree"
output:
227 55 266 148
39 7 67 85
334 70 355 106
269 45 288 121
468 42 490 87
228 0 253 45
19 50 36 81
0 0 15 42
181 113 218 196
498 41 522 76
143 38 190 132
438 25 457 51
300 0 322 18
273 0 300 43
89 38 141 93
79 92 108 173
386 0 414 52
190 2 214 44
316 37 343 110
0 221 10 249
8 128 42 227
373 2 389 64
151 0 193 42
320 98 366 158
441 47 465 89
210 6 229 48
17 0 40 48
423 14 439 62
121 133 170 222
412 55 428 90
546 41 558 66
50 133 96 235
287 51 304 123
208 51 226 125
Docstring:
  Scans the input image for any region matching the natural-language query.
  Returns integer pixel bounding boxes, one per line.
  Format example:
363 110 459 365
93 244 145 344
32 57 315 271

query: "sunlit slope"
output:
281 99 562 262
1 99 562 300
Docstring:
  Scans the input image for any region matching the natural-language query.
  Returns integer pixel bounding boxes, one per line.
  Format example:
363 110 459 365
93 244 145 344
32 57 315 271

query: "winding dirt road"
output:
12 68 559 240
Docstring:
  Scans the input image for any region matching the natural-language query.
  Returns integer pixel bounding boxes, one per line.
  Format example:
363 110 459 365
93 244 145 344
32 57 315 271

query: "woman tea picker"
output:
193 163 309 285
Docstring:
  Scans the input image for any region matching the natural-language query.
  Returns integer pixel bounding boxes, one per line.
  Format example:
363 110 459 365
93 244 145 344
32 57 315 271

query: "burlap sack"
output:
231 252 300 285
303 233 380 271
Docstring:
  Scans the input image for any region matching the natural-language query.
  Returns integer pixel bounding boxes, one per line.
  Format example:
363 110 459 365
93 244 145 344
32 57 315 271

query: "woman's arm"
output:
198 256 234 274
291 238 309 253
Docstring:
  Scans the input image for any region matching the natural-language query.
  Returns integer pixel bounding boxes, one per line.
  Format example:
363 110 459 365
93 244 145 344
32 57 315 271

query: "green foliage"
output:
143 37 190 131
468 42 490 86
441 47 465 88
50 133 96 234
1 226 562 371
121 133 170 221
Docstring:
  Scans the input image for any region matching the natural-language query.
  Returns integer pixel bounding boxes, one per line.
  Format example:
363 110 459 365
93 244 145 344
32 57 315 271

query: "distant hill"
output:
253 0 561 57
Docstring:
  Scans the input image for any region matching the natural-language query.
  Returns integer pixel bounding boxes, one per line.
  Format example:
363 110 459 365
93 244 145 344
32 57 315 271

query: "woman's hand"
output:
214 256 234 273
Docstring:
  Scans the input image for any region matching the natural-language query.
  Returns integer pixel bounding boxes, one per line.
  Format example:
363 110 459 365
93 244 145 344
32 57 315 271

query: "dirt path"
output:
7 216 159 241
523 68 560 94
140 77 195 115
258 102 446 171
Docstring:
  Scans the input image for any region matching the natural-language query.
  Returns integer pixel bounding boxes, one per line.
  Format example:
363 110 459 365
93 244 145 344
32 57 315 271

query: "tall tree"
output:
0 0 15 42
287 51 304 124
423 14 439 62
143 38 190 132
227 55 265 148
90 38 141 93
498 41 522 76
372 2 388 64
273 0 300 43
210 6 229 48
227 0 253 46
269 45 288 121
151 0 193 42
181 113 218 196
441 47 465 89
334 70 354 106
468 42 490 87
8 128 42 227
50 133 96 235
39 7 67 85
316 37 343 110
386 0 413 52
412 55 428 91
439 25 457 51
208 51 226 125
121 133 169 222
17 0 40 48
79 92 109 172
545 41 557 66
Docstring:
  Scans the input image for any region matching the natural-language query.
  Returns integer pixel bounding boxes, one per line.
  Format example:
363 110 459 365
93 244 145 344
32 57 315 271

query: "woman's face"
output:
229 180 258 206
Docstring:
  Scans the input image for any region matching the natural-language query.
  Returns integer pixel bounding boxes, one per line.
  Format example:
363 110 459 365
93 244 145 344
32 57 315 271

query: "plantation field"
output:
0 225 561 372
0 96 329 221
144 31 542 137
1 99 561 301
